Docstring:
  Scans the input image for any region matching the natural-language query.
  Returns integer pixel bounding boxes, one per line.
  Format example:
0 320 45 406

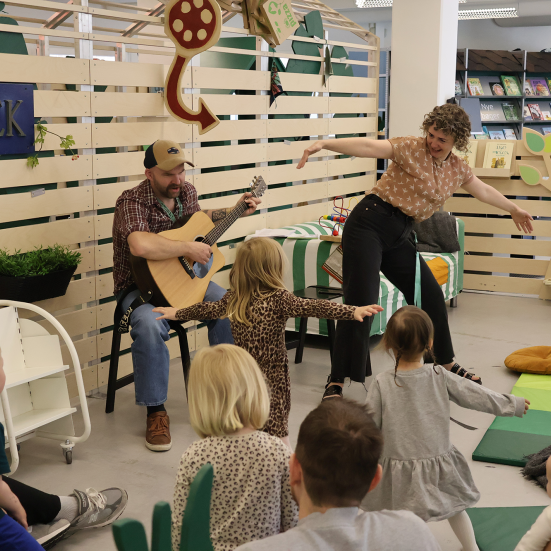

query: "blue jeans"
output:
118 274 233 406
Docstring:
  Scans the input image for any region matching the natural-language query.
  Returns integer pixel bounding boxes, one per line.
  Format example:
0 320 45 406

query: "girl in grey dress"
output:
362 306 529 551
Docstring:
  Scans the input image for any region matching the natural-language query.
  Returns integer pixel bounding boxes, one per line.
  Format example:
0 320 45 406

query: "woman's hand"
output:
297 141 324 169
511 207 534 234
354 305 384 322
153 307 179 321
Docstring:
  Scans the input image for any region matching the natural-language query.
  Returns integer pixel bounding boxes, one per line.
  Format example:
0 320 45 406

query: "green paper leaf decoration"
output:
526 130 545 153
519 164 541 186
544 135 551 153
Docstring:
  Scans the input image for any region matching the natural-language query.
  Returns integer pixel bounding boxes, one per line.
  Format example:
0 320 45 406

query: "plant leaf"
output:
519 164 541 186
525 129 545 153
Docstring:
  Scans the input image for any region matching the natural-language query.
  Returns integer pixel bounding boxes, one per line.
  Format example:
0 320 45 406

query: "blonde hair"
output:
227 237 287 325
188 344 270 438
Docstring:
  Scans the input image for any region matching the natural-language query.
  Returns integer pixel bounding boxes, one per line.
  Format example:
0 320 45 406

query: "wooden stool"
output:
105 299 191 414
286 285 344 364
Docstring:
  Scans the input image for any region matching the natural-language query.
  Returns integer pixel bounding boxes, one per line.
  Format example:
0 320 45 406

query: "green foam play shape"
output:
0 16 27 55
303 10 324 39
515 374 551 391
526 131 545 153
519 164 541 186
467 506 546 551
472 429 551 466
490 409 551 437
512 387 551 412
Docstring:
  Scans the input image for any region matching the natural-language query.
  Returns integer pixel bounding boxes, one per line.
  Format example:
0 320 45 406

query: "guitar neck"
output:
204 200 249 246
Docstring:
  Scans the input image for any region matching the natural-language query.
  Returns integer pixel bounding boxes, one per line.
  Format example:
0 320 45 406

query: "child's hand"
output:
354 305 384 322
153 307 179 321
524 399 530 414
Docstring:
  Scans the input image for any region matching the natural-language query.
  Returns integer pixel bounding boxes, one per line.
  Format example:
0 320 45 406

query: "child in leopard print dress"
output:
154 237 383 447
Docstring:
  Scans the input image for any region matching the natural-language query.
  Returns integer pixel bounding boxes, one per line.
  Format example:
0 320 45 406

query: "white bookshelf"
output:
0 303 91 473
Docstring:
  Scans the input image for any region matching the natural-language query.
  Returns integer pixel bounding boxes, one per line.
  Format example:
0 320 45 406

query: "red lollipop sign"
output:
164 0 222 134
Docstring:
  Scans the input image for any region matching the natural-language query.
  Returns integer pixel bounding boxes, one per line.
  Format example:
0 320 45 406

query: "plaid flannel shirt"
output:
112 179 200 294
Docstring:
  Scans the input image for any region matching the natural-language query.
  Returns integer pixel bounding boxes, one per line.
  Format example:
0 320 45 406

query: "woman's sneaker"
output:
68 487 128 532
31 519 71 549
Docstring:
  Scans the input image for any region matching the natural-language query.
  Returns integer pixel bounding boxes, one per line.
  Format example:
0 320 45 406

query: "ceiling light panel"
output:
458 7 518 19
357 0 465 6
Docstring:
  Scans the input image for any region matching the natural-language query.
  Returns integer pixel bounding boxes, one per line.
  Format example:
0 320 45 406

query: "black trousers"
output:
3 477 61 526
331 194 455 382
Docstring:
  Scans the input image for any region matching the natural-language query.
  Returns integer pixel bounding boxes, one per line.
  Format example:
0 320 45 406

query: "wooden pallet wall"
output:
0 3 379 397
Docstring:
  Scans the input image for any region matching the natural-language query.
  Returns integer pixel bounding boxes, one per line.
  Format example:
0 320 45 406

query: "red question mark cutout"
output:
164 0 222 134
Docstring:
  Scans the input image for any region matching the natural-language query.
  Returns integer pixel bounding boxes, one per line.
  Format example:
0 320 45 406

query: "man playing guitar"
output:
112 140 261 452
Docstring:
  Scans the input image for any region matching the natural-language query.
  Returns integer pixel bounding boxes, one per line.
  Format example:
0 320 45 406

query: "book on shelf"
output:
524 81 535 96
524 105 533 121
527 103 544 120
490 82 505 96
542 127 551 135
453 140 478 168
489 130 505 140
455 80 462 96
480 102 506 122
542 110 551 121
502 102 519 121
467 78 484 96
483 142 515 169
530 78 551 96
500 75 522 96
503 128 516 140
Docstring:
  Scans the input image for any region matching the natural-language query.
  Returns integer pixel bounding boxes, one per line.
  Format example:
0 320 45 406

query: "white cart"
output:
0 301 91 474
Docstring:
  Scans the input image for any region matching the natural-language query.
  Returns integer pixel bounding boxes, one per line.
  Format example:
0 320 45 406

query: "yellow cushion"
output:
505 346 551 374
426 257 449 286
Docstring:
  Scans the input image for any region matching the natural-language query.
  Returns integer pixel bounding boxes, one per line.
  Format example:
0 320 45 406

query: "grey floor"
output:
11 292 551 550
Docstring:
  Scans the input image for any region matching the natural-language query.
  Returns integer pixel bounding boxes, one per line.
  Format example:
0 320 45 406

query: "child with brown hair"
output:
171 344 297 551
154 237 382 447
362 305 530 551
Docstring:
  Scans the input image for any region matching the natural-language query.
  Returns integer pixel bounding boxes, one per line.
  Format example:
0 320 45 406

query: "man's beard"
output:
150 175 181 199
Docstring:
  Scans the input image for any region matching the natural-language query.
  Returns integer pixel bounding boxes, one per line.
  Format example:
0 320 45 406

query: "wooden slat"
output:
327 157 375 177
328 175 373 197
328 116 377 136
61 335 97 366
279 72 326 94
0 217 94 255
223 213 266 241
267 182 328 209
454 179 551 199
464 274 543 295
0 53 89 85
95 243 113 270
268 96 328 115
266 202 329 228
193 167 261 196
1 155 93 189
39 123 91 150
97 300 116 329
193 142 266 169
465 256 548 276
446 197 551 217
91 92 174 117
88 5 162 23
74 246 95 275
0 187 93 224
464 236 551 257
266 140 329 164
33 277 96 313
66 365 98 398
203 94 269 116
95 213 114 240
94 180 141 209
91 59 191 88
462 216 551 238
328 97 376 114
93 151 143 179
96 274 113 300
211 269 230 290
92 121 192 148
328 76 377 95
0 22 85 40
192 67 269 91
194 119 267 142
38 307 97 338
270 159 328 184
3 0 87 12
34 91 91 118
267 118 329 139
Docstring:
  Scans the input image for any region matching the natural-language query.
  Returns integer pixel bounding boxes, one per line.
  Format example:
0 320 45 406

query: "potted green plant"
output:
0 245 82 303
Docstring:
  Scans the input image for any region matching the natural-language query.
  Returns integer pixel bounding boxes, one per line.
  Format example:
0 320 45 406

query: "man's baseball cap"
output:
144 140 194 171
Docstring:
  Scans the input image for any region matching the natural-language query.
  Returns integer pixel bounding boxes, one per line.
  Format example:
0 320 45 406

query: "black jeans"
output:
331 194 455 382
3 477 61 526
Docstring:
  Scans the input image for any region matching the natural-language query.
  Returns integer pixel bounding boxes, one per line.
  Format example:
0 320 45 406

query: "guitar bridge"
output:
178 257 196 279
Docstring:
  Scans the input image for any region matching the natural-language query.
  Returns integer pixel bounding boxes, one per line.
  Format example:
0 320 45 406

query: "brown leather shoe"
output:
145 411 172 451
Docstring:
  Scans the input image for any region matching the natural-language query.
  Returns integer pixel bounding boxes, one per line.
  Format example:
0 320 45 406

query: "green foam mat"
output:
515 374 551 391
512 387 551 412
467 506 546 551
472 429 551 466
490 409 551 436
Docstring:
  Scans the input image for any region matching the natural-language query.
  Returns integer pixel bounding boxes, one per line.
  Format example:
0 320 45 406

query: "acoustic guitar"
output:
130 175 267 309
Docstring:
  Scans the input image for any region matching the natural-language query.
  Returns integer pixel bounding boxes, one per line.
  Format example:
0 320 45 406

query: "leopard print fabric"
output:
176 289 356 437
172 431 298 551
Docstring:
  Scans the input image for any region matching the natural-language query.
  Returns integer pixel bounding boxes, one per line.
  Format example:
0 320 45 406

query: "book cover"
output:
453 140 478 168
528 103 544 120
483 142 515 169
489 130 505 140
502 102 519 121
542 110 551 121
524 81 535 96
503 128 517 140
501 75 522 96
455 80 462 96
524 105 533 120
490 82 505 96
467 78 484 96
542 127 551 135
530 78 551 96
480 102 506 122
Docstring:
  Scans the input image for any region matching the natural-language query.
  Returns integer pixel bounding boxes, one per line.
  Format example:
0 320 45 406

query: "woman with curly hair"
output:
297 103 534 399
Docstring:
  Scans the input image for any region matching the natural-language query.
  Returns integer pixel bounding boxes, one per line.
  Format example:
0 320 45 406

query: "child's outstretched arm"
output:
444 368 529 418
280 291 383 322
153 293 230 322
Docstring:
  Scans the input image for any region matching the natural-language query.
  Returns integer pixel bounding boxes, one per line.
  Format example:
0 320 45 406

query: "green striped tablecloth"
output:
276 219 464 337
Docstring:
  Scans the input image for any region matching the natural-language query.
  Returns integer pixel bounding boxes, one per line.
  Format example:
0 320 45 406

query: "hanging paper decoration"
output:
323 45 333 86
260 0 298 46
164 0 222 134
270 62 287 106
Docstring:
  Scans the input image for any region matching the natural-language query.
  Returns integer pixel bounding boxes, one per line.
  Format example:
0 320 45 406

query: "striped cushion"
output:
279 219 464 337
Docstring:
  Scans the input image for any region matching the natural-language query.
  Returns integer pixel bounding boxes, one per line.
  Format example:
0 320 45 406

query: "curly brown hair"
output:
421 104 471 152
